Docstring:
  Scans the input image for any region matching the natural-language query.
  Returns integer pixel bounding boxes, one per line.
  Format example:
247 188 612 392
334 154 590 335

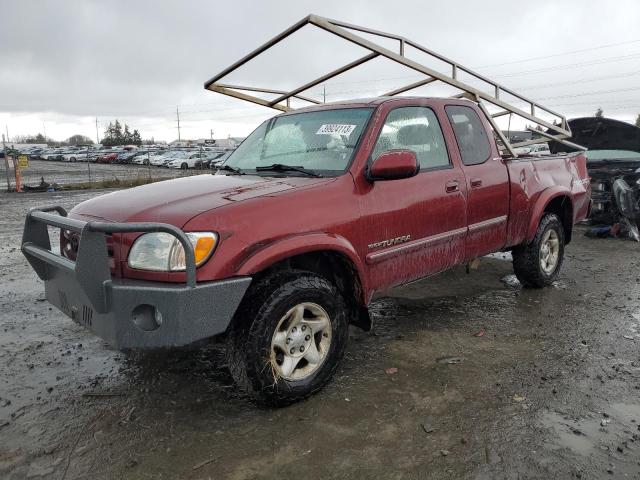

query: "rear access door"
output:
444 104 509 260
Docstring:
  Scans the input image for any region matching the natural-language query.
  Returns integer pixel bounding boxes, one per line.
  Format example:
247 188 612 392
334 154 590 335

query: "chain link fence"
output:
2 157 210 191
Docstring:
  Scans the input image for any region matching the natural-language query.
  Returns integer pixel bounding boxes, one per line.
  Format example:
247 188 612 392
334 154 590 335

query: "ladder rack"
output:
204 14 585 156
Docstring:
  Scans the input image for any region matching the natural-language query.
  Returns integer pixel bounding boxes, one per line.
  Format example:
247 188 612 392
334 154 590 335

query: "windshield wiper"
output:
216 164 245 175
255 164 323 177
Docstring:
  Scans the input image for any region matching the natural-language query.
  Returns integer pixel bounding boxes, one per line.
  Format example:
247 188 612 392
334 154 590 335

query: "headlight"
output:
128 232 218 271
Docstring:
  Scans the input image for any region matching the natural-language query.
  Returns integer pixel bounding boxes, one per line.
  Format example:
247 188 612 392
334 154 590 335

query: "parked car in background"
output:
209 151 232 170
549 117 640 239
513 143 551 156
114 150 141 164
61 147 95 162
167 151 218 169
97 151 120 164
157 150 190 167
43 149 62 161
149 151 176 166
126 151 148 164
131 151 157 165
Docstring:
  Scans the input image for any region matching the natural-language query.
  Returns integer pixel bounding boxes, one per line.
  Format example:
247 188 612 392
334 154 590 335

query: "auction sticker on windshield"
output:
316 124 356 136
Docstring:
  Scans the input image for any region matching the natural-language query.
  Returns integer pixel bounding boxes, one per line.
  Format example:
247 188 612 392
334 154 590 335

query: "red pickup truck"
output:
22 96 590 405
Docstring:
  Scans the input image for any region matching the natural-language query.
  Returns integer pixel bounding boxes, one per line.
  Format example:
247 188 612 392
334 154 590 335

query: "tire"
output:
512 213 565 288
226 270 349 406
180 163 188 170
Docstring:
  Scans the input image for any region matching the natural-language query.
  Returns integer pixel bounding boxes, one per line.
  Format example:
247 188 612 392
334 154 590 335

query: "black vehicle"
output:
550 117 640 239
114 151 133 164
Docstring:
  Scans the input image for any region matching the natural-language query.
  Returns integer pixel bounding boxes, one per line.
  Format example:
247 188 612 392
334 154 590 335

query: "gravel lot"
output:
1 188 640 479
1 159 208 188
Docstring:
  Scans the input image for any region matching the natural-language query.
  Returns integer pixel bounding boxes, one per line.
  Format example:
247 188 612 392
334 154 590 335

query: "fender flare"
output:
236 233 369 303
526 187 573 243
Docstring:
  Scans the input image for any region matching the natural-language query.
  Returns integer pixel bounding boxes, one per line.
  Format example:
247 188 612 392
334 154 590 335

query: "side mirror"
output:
368 150 419 181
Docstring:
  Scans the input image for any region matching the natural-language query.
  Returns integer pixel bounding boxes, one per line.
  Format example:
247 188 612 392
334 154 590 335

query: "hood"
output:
549 117 640 156
71 174 332 227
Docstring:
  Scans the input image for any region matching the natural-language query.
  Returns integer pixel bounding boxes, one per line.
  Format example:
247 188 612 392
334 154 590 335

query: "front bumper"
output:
21 206 251 350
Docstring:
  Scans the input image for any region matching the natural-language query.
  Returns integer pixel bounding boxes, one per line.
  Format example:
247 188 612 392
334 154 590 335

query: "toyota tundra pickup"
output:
21 96 591 405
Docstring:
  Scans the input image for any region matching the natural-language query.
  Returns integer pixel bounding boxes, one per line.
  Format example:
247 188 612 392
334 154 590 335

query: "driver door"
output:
357 106 468 292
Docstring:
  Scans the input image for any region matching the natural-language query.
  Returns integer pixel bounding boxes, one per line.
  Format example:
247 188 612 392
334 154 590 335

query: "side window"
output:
445 105 491 166
372 107 450 170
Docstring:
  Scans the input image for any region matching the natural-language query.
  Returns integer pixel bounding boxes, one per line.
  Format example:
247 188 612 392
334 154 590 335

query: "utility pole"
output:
176 107 181 142
95 117 100 145
323 85 326 103
42 122 47 143
5 125 9 143
210 129 214 141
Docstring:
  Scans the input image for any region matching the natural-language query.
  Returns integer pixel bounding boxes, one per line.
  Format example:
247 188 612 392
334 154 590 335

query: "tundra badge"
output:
368 235 411 250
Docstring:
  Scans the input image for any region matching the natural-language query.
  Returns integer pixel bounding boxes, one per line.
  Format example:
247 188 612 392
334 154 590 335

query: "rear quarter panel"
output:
505 153 590 246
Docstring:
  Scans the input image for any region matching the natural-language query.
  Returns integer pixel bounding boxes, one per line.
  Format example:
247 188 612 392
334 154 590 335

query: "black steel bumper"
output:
21 206 251 350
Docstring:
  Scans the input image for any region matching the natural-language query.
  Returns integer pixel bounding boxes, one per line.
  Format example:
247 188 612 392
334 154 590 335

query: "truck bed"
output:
505 152 591 247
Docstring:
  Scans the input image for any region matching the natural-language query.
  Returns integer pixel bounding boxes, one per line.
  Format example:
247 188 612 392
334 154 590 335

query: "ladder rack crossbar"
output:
204 14 581 154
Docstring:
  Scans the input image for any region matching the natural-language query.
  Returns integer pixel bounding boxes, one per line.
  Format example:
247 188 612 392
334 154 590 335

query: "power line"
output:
311 52 640 97
536 86 640 101
492 53 640 78
514 70 640 91
476 38 640 69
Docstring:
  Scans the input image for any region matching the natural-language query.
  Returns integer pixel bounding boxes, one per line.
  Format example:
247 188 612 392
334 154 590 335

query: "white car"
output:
513 143 550 156
148 152 176 166
528 143 551 156
166 152 211 169
61 148 94 162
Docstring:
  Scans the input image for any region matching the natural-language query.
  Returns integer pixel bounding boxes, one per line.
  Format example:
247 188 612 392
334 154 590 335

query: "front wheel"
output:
512 213 565 288
180 162 188 170
226 271 349 406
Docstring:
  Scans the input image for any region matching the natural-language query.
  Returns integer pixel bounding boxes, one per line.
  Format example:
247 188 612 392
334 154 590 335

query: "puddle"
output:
609 402 640 423
436 356 464 364
542 412 596 456
542 404 640 457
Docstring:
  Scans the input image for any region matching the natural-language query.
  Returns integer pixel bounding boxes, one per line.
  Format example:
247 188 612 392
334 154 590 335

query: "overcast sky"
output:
2 0 640 143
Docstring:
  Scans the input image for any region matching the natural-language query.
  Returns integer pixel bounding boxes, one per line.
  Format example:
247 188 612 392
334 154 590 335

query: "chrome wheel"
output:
270 302 332 381
540 229 560 274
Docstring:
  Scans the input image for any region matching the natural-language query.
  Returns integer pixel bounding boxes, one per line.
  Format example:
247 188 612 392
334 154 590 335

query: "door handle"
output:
470 178 483 188
445 180 459 193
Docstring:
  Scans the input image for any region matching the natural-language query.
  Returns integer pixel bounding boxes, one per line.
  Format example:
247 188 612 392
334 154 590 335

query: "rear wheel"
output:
226 271 349 406
512 213 565 287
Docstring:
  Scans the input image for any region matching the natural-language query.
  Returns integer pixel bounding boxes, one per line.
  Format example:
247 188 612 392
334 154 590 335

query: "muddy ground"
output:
1 189 640 480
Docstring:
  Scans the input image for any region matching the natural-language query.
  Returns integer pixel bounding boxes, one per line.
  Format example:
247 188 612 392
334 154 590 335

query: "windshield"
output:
222 107 373 176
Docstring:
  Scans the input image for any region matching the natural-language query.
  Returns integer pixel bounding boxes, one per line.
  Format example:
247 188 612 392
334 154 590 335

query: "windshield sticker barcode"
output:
316 124 356 136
